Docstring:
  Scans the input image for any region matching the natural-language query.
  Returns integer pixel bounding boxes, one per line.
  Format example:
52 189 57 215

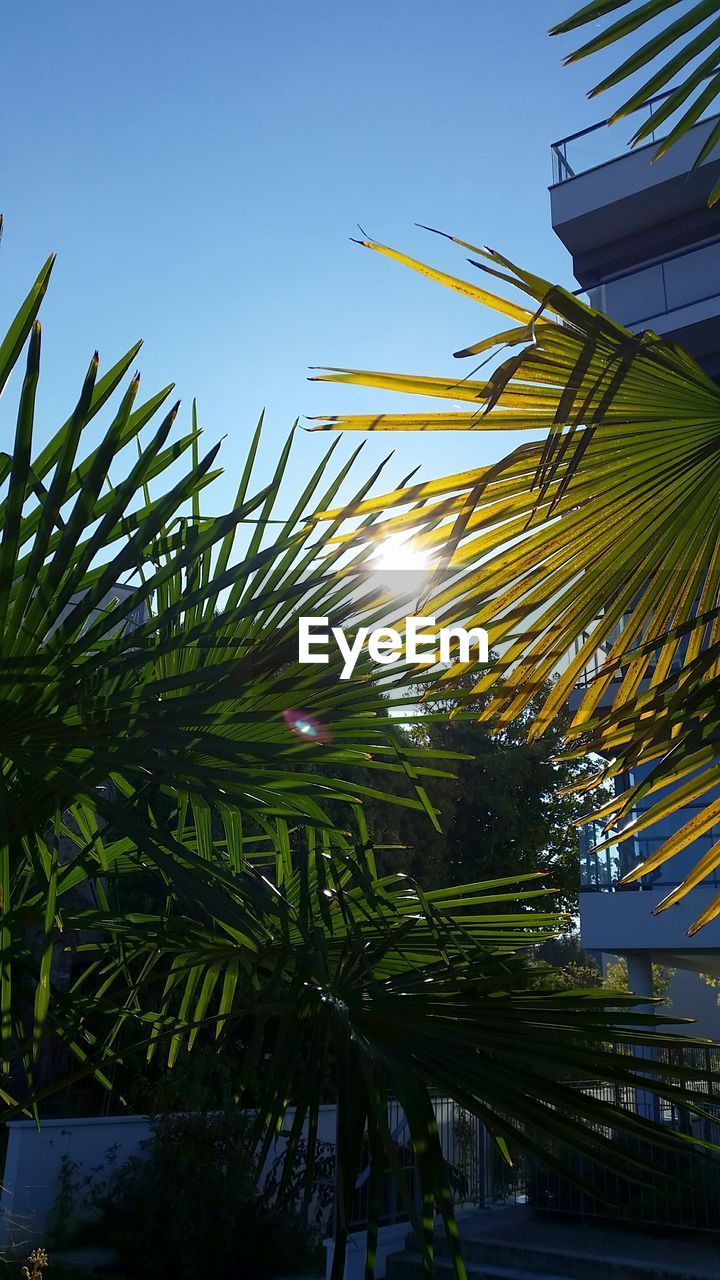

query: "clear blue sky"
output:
1 1 626 509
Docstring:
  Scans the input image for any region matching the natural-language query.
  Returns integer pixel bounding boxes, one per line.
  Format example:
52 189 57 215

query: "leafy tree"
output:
536 932 595 969
317 674 598 911
403 680 595 910
532 961 604 993
531 934 603 992
532 932 602 992
603 957 674 1001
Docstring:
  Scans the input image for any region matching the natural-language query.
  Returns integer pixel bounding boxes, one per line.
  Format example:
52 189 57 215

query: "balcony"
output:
580 823 720 894
549 94 720 293
580 884 720 967
551 86 720 186
579 793 720 967
550 86 720 377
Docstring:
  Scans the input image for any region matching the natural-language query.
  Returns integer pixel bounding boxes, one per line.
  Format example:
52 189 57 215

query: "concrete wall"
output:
0 1106 339 1250
579 885 720 957
666 967 720 1039
0 1115 151 1250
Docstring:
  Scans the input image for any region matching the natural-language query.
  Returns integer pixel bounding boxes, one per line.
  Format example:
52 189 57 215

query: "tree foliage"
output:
401 680 594 911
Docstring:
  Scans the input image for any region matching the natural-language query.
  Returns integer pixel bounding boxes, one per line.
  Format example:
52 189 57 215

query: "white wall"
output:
0 1106 339 1250
0 1100 472 1276
0 1114 151 1250
580 886 720 955
323 1222 410 1280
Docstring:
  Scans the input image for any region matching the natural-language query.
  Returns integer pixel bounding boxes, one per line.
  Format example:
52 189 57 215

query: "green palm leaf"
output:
6 235 720 1279
0 246 474 1103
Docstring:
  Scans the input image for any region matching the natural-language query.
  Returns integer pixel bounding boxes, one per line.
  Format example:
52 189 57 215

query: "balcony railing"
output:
580 823 720 892
551 82 720 185
593 234 720 328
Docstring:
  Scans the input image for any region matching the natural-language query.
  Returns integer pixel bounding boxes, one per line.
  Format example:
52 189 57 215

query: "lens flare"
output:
282 708 332 744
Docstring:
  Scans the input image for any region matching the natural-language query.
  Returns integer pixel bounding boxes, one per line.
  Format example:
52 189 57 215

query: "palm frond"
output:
0 249 474 1097
57 837 720 1280
312 233 720 928
6 236 720 1279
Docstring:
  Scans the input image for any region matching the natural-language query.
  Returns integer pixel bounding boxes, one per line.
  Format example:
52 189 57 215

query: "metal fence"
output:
346 1051 720 1234
348 1100 417 1231
348 1096 486 1231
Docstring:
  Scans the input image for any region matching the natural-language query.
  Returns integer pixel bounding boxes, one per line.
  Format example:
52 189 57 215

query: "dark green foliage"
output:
322 678 595 911
0 235 458 1109
532 962 604 993
532 934 604 992
68 1109 332 1280
386 680 597 910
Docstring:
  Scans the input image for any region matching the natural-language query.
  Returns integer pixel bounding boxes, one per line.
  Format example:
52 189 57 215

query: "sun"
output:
370 533 433 575
365 533 436 603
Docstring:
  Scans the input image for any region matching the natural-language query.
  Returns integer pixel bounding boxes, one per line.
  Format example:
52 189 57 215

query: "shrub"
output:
69 1107 334 1279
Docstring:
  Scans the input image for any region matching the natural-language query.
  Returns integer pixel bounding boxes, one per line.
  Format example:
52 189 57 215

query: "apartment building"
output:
550 98 720 1031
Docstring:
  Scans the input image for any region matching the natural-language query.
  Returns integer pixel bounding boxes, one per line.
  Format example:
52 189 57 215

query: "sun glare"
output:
370 534 432 575
366 534 436 603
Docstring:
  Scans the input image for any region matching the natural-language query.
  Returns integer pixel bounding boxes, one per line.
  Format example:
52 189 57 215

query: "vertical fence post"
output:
626 952 661 1123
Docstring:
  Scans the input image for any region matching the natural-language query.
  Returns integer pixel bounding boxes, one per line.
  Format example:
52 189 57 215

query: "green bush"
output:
69 1108 333 1279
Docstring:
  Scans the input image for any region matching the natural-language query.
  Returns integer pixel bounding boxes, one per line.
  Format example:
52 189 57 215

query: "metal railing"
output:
526 1049 720 1232
347 1095 486 1230
596 233 720 328
580 819 720 892
551 81 720 184
343 1062 720 1234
